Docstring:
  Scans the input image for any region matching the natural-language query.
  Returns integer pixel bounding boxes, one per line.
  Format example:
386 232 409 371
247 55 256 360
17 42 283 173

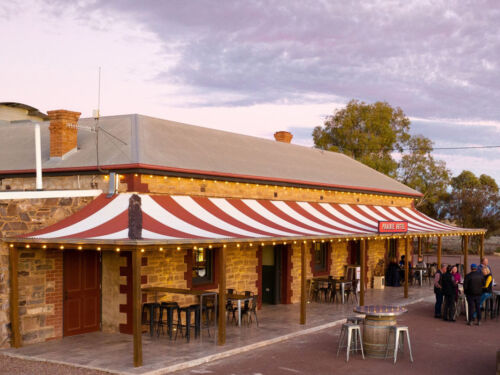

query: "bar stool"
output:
157 302 179 339
385 326 413 364
347 316 364 325
175 306 194 342
336 323 364 362
141 302 160 337
482 295 495 321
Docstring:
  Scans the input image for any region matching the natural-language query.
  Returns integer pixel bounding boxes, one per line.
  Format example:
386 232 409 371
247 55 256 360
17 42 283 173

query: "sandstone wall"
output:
0 197 94 348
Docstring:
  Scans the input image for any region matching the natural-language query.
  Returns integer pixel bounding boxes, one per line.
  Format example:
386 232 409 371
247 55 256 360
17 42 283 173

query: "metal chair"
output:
241 294 259 326
337 323 364 362
385 326 413 364
141 302 160 337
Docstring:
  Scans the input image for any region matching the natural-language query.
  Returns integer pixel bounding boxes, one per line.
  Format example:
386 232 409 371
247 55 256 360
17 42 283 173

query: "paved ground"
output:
1 254 498 375
173 300 500 375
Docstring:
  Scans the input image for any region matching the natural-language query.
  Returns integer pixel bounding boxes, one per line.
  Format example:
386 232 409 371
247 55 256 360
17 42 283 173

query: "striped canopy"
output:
20 193 471 244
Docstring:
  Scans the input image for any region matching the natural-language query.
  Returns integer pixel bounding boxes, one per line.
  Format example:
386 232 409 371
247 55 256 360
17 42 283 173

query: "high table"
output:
312 277 353 304
227 294 253 327
354 305 408 358
142 287 218 341
493 290 500 319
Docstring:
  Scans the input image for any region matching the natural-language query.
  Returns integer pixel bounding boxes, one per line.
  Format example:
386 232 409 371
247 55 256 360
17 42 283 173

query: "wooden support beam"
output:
463 236 468 276
480 233 485 259
9 246 21 348
132 249 142 367
418 237 422 258
360 240 366 306
437 237 442 268
300 242 306 325
218 245 227 346
404 238 409 298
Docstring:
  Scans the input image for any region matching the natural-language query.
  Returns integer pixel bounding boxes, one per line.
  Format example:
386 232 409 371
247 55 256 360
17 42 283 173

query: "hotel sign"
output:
378 221 408 234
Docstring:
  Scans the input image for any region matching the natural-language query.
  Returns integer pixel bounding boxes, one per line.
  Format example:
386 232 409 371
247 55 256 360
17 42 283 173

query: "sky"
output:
2 0 500 182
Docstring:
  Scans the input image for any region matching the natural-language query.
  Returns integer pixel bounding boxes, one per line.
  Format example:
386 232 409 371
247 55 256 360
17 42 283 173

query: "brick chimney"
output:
274 131 293 143
47 109 81 158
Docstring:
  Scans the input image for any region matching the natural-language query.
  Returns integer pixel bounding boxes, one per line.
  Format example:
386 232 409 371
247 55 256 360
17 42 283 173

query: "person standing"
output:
441 265 457 321
434 264 446 318
479 267 493 311
464 264 484 325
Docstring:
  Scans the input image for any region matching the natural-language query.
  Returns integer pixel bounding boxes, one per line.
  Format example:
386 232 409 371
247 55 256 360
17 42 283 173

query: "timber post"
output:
300 242 306 324
480 233 484 259
463 236 468 276
437 236 442 268
404 237 409 298
418 237 422 258
360 239 366 306
218 245 227 345
132 249 142 367
9 246 21 348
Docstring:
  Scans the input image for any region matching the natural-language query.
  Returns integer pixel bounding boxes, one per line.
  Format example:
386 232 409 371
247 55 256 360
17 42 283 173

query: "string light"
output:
60 245 64 250
116 247 120 252
77 246 83 250
97 247 101 251
42 245 47 249
140 248 145 253
176 247 181 251
25 244 30 248
159 247 163 251
9 244 13 248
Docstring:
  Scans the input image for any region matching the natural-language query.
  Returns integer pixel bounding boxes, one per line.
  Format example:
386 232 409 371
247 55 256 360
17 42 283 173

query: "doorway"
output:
63 250 101 336
261 244 291 304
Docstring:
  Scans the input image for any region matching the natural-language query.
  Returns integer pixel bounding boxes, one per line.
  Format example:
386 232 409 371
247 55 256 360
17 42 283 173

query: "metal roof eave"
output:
4 228 487 250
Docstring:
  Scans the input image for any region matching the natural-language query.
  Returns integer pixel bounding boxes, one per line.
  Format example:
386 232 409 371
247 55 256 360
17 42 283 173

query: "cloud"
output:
42 0 500 121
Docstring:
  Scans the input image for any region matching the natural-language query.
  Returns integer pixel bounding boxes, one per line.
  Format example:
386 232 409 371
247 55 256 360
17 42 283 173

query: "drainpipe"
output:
35 123 43 190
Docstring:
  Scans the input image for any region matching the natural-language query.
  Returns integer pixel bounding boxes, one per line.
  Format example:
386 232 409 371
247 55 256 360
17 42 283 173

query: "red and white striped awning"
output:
20 193 473 243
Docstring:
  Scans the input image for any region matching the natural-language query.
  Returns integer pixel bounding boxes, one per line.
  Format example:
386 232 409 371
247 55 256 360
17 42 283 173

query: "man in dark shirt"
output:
464 264 484 326
441 265 457 321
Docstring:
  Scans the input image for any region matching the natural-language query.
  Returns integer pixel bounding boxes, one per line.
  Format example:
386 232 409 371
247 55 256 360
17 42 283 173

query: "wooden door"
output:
63 250 101 336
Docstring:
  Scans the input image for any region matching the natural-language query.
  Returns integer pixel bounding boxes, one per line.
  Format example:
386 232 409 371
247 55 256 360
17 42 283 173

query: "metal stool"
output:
141 302 160 337
347 316 364 325
158 302 179 339
336 323 364 362
385 326 413 364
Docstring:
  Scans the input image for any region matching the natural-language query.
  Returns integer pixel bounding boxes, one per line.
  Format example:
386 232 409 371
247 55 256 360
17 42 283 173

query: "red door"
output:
63 250 101 336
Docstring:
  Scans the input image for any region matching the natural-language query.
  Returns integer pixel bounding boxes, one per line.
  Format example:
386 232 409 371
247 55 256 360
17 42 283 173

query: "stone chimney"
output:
47 109 81 159
273 131 293 143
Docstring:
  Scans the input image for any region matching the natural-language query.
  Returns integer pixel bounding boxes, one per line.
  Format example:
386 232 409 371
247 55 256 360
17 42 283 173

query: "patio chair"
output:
141 302 160 337
241 294 259 327
328 279 340 303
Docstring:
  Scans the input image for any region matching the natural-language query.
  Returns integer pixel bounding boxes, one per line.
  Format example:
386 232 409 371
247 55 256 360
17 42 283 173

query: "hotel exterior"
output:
0 106 484 366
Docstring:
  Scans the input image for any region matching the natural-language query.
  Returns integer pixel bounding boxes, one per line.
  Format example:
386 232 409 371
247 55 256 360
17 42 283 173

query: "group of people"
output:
434 257 493 325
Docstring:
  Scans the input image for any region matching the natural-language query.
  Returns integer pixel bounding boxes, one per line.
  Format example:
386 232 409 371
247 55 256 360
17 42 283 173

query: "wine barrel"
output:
363 316 396 358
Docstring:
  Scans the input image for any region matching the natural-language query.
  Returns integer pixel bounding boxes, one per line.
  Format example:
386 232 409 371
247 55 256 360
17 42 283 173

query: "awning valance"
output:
17 193 481 244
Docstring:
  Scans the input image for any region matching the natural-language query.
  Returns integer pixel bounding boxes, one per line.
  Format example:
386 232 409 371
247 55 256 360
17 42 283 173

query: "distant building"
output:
0 102 48 123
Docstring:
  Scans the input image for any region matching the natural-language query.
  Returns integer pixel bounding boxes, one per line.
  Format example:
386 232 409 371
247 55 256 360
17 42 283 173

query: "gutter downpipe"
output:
35 123 42 190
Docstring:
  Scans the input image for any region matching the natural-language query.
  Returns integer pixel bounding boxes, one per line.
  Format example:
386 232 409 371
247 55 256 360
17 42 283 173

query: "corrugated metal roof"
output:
0 114 421 197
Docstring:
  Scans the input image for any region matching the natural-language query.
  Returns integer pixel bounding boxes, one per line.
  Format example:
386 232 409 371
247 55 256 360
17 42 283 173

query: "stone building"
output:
0 108 484 364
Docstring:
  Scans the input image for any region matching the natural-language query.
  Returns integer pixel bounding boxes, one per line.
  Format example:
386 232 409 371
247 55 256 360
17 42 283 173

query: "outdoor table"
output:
227 294 253 327
354 305 408 358
312 277 352 304
142 287 218 340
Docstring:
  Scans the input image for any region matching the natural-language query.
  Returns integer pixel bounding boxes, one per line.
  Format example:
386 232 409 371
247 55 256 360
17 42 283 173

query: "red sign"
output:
378 221 408 233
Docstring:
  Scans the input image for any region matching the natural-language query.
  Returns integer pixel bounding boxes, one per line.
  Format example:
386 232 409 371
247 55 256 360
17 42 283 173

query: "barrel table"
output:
353 305 407 358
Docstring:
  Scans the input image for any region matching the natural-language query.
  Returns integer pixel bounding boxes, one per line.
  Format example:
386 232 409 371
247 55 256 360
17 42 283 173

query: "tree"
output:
313 99 411 177
398 135 450 216
440 170 500 237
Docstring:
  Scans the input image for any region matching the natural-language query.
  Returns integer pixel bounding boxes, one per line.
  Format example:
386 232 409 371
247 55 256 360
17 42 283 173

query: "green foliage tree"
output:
312 100 411 177
397 135 450 216
439 170 500 236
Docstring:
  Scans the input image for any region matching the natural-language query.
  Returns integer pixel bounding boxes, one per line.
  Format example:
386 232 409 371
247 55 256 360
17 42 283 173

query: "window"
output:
313 242 329 274
192 247 214 286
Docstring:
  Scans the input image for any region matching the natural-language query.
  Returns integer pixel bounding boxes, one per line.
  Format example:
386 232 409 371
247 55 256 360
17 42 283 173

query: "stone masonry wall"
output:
0 197 94 348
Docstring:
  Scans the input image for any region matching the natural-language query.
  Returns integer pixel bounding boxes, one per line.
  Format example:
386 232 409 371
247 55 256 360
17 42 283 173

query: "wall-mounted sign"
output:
378 221 408 233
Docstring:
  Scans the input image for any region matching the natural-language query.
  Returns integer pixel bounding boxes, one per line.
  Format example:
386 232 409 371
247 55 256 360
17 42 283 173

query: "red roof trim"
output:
0 163 423 198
